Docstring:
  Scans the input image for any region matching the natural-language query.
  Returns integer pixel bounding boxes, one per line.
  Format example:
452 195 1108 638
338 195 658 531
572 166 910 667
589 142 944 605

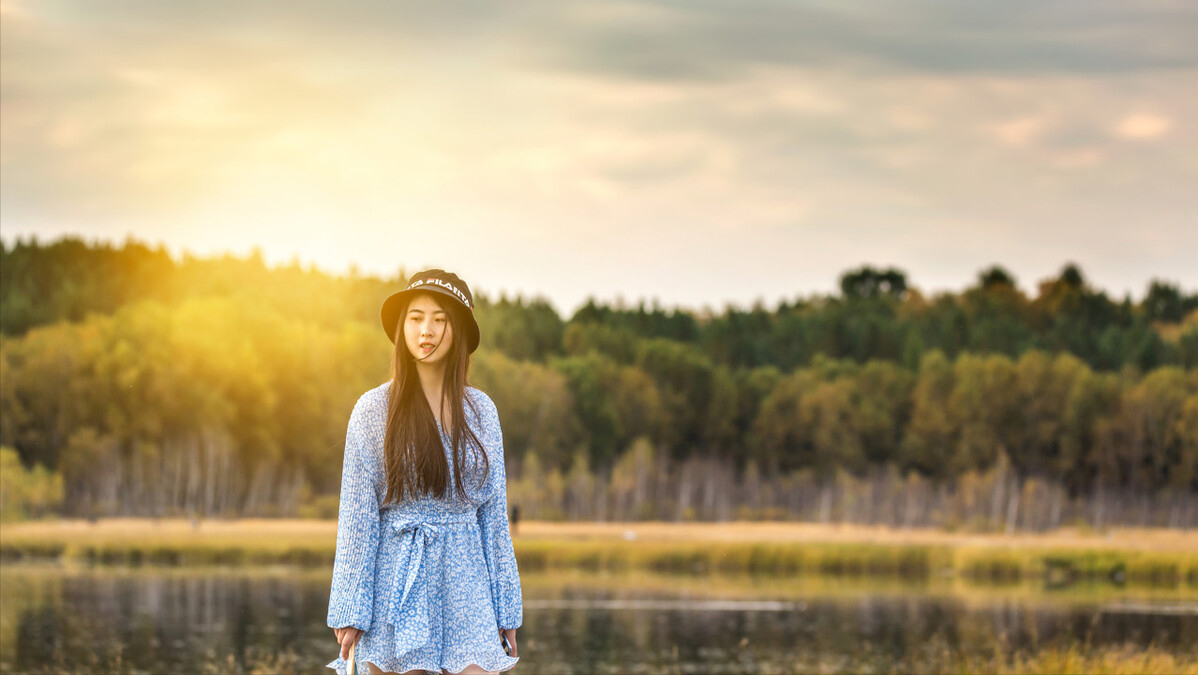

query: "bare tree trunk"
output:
663 453 674 520
279 466 304 515
203 430 217 518
717 458 733 522
594 473 608 521
701 459 717 520
170 438 185 517
242 461 275 516
683 460 695 519
186 435 202 520
1005 476 1021 536
902 482 916 529
990 471 1005 530
937 482 951 529
1047 483 1062 531
105 445 123 516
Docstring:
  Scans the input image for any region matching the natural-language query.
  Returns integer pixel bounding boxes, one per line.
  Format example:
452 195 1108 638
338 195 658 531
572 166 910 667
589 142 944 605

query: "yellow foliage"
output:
0 446 63 522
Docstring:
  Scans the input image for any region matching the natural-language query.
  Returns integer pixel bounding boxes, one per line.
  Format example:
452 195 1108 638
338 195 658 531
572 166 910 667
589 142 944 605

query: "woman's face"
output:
402 292 454 365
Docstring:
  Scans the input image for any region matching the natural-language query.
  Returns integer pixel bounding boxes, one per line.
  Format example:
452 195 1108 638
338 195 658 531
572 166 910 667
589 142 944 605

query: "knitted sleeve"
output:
326 398 381 631
475 398 523 630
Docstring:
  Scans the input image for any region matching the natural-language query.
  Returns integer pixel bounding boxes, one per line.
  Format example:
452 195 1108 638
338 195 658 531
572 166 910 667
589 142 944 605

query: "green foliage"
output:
635 339 722 453
561 321 639 363
839 265 909 300
470 350 581 468
474 294 563 361
2 236 1197 519
0 446 63 521
570 298 699 343
549 352 668 467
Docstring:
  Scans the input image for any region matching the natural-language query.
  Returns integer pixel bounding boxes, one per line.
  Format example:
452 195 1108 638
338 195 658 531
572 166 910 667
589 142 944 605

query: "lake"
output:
1 564 1195 674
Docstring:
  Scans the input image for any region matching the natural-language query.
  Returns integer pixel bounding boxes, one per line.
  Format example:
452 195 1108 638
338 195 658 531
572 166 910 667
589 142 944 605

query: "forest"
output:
2 235 1196 529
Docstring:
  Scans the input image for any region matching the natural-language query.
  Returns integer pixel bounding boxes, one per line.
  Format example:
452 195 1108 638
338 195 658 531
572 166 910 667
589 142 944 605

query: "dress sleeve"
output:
476 402 524 630
326 400 381 631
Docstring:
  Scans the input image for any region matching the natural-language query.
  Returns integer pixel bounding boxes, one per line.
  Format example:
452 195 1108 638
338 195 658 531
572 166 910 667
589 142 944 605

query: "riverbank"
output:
2 519 1195 586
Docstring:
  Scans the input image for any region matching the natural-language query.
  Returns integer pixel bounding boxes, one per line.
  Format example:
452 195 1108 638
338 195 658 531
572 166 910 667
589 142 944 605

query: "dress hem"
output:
327 653 519 674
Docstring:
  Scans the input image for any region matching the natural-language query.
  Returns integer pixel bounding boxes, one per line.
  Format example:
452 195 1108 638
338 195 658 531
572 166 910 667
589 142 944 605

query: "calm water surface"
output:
1 564 1195 674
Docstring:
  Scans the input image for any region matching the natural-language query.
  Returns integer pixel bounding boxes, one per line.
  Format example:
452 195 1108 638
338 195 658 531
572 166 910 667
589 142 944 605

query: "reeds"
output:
952 547 1198 586
877 642 1198 675
3 519 1195 588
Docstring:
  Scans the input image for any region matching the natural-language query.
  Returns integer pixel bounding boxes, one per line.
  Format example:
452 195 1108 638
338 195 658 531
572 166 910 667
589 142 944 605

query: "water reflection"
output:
0 564 1195 674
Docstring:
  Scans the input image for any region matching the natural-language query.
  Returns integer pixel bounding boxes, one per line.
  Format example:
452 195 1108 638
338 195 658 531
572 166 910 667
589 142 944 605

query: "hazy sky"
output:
2 0 1195 314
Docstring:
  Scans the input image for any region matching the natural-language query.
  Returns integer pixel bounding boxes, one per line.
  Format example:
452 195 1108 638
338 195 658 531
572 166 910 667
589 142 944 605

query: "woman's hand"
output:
335 626 363 661
499 627 518 657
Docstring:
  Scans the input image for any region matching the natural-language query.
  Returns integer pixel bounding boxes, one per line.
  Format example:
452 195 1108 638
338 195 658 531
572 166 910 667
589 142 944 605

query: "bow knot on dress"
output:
385 514 477 660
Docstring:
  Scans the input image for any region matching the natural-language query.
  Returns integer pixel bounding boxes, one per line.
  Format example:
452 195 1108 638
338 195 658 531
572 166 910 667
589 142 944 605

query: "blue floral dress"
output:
326 383 522 674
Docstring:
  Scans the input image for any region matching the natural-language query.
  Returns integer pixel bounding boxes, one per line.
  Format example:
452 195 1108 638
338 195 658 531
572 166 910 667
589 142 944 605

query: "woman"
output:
326 269 522 675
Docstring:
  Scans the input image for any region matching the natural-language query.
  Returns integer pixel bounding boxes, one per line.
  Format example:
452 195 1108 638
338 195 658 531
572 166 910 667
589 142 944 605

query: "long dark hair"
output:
383 292 488 504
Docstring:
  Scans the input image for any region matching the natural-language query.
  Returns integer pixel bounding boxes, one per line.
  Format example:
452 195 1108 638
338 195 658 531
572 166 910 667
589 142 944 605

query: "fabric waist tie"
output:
385 512 479 659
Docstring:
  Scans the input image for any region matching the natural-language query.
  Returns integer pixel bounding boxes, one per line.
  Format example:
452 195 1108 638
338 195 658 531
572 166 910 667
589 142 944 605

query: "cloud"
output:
1 0 1195 312
992 116 1048 147
1115 113 1173 140
525 0 1198 81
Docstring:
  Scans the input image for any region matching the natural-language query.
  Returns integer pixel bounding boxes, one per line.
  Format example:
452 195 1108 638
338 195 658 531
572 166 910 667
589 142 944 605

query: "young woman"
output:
326 269 522 675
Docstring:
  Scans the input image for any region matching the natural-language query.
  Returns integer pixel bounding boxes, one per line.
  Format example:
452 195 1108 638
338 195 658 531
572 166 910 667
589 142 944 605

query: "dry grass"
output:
0 517 333 550
511 520 1198 552
5 518 1196 550
2 519 1195 585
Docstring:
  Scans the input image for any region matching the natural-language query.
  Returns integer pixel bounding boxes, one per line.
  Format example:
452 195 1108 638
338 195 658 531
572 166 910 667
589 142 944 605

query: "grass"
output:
2 518 1196 587
876 641 1198 675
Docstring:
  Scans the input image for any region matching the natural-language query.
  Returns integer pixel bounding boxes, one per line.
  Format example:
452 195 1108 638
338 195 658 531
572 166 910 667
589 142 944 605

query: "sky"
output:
2 0 1196 315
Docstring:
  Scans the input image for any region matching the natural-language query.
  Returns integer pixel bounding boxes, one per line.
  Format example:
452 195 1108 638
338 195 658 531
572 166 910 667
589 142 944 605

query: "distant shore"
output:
2 519 1195 586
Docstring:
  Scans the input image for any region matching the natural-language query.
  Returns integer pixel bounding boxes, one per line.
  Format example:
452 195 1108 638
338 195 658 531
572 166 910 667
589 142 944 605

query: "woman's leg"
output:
442 666 498 675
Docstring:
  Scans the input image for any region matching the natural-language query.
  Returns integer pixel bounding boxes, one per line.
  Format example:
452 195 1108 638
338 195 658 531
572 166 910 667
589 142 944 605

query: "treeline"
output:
6 235 1198 373
1 235 1195 527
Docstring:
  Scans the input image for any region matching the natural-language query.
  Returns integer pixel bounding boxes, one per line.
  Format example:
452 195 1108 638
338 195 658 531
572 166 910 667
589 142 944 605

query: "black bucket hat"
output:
380 269 481 353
